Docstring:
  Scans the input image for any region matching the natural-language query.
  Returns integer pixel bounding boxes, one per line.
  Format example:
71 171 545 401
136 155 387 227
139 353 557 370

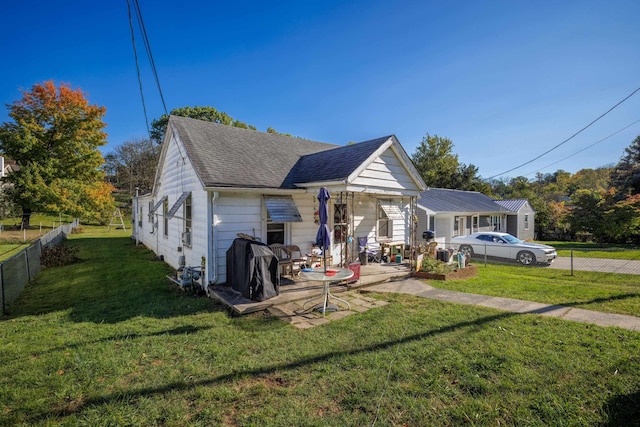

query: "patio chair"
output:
268 243 294 277
357 237 381 263
285 244 308 275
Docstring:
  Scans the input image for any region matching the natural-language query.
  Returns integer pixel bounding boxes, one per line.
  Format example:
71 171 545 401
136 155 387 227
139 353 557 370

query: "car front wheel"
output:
459 245 474 257
517 251 536 265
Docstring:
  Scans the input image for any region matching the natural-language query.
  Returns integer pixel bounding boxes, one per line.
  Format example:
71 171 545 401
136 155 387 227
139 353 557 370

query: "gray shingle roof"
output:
418 188 509 213
282 136 392 187
170 115 393 189
171 115 338 188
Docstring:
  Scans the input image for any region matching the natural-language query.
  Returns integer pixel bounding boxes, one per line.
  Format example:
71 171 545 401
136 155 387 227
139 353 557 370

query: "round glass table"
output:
301 267 353 315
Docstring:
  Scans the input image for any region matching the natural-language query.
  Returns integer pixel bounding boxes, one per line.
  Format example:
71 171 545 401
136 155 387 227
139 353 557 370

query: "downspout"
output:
210 191 219 284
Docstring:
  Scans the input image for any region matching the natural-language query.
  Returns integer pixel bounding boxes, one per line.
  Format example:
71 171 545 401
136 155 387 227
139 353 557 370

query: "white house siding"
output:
352 149 421 194
134 131 208 274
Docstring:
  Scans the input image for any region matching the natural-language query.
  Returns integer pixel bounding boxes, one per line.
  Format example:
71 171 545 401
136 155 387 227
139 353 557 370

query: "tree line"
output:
411 134 640 244
1 81 639 243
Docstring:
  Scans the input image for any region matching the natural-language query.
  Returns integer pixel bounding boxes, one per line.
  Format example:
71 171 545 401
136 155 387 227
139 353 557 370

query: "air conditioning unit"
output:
182 232 192 246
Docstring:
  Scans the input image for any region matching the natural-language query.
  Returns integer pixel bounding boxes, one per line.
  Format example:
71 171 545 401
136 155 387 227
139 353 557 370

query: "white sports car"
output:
451 232 557 265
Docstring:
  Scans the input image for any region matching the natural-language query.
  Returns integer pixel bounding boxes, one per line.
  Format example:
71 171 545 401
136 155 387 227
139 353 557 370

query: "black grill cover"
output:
226 238 279 301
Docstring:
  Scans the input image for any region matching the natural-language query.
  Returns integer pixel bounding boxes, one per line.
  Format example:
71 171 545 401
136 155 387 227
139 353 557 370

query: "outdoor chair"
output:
357 237 381 263
285 244 308 275
268 243 294 277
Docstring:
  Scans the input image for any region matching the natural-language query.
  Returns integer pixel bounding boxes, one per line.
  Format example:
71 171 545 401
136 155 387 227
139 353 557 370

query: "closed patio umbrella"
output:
315 187 331 274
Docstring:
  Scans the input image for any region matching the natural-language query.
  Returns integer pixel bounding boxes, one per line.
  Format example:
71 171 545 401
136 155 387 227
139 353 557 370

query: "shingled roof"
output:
281 136 393 188
170 115 338 188
169 115 395 189
418 188 509 213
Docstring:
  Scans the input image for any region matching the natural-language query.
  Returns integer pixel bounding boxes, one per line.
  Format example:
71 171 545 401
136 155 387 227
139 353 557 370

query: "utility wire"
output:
132 0 168 115
524 118 640 177
487 86 640 180
126 0 151 138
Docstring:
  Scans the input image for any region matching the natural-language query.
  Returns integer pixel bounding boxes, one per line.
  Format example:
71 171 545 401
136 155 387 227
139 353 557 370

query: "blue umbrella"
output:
315 187 331 273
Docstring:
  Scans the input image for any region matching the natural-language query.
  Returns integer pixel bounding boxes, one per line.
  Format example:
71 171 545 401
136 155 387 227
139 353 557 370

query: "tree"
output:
568 189 606 241
106 138 159 196
411 134 483 190
0 81 114 227
150 106 256 143
611 135 640 196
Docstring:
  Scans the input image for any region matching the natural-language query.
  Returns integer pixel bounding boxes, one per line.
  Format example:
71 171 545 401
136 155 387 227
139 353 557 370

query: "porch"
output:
207 260 411 319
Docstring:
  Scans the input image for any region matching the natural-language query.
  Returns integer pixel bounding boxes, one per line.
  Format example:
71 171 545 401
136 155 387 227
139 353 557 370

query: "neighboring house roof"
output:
418 188 510 214
494 199 531 212
170 115 338 189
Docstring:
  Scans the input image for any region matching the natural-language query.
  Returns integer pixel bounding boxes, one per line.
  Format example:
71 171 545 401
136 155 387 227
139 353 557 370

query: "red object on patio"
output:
347 262 360 284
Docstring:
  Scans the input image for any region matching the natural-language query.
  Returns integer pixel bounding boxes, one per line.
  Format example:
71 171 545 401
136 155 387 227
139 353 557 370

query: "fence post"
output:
570 249 574 276
483 243 487 266
1 263 4 316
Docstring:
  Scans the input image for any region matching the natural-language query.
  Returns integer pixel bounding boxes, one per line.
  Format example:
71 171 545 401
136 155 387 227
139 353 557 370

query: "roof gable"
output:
281 136 392 187
418 188 509 213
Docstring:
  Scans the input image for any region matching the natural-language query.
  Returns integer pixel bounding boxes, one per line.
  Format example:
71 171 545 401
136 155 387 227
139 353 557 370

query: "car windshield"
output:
502 234 522 244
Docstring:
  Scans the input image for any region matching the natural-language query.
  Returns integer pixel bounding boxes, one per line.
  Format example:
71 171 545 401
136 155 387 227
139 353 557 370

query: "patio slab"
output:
207 261 410 317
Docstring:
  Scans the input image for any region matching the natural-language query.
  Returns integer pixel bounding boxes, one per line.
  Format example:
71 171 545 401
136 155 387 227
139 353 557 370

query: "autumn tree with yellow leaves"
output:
0 81 115 227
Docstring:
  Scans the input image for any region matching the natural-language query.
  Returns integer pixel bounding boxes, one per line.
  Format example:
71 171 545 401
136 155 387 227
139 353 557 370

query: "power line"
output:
524 118 640 177
126 0 151 138
487 86 640 180
131 0 168 115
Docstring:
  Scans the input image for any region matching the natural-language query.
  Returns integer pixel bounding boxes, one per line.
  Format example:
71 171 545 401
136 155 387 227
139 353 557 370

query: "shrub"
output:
41 244 79 268
421 257 456 274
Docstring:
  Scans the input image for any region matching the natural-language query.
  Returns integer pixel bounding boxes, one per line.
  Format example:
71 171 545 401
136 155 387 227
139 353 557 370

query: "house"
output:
134 116 426 286
493 199 535 241
415 188 535 243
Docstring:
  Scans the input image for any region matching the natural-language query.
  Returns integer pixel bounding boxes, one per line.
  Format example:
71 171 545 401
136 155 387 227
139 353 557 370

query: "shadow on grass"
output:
24 300 638 424
3 236 224 323
603 390 640 426
34 325 214 357
527 292 640 315
28 309 520 422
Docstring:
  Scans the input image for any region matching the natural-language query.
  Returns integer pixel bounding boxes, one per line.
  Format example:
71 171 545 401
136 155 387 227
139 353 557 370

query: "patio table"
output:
301 267 353 315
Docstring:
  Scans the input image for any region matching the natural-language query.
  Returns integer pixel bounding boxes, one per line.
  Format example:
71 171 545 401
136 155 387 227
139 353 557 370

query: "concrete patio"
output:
207 261 412 328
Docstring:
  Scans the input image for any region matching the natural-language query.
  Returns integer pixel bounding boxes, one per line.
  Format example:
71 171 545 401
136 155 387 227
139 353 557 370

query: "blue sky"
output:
2 0 639 180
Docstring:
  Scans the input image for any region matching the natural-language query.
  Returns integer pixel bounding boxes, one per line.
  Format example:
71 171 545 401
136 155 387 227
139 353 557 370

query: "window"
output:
267 223 285 245
490 215 502 232
524 214 529 230
138 206 143 228
333 202 347 241
183 194 192 246
453 216 463 237
377 202 391 239
163 198 169 237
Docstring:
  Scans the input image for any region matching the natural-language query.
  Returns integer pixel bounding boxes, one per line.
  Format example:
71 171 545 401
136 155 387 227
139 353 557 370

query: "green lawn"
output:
1 227 639 426
0 214 78 261
544 240 640 260
427 263 640 317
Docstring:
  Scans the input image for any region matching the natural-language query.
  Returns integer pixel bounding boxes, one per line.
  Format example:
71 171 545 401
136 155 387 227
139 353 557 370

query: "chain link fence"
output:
0 219 79 315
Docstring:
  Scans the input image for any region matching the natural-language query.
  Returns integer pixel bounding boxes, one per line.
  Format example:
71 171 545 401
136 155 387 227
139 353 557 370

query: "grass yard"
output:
1 227 639 426
546 241 640 260
428 263 640 317
0 214 77 261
